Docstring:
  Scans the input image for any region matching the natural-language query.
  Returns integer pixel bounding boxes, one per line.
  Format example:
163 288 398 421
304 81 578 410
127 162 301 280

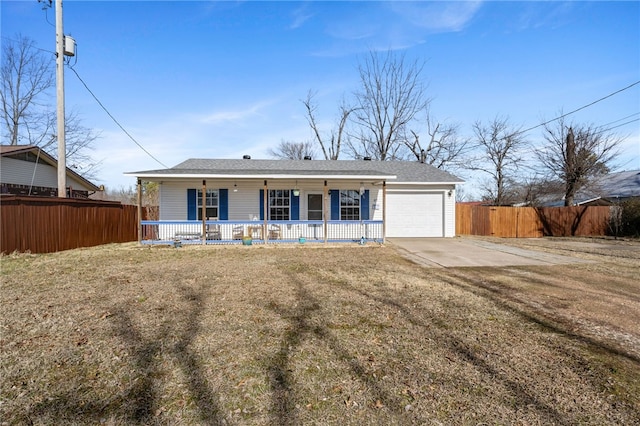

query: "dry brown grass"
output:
1 239 639 425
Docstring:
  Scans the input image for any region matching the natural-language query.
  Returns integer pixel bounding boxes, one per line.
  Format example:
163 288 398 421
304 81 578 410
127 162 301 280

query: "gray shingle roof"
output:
128 158 464 183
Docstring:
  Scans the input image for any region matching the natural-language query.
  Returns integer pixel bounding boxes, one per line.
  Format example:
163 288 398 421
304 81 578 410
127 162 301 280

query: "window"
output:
340 190 360 220
269 189 290 220
197 189 218 220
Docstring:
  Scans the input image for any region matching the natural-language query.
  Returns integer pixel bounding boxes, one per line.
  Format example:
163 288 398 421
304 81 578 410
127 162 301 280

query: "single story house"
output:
1 145 101 198
126 157 463 244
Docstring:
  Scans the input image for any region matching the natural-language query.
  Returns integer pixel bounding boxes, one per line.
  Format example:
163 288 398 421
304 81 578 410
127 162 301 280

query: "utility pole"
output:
55 0 66 197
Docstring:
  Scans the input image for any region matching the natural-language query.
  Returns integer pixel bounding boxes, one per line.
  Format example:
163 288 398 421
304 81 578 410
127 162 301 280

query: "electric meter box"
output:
64 35 76 57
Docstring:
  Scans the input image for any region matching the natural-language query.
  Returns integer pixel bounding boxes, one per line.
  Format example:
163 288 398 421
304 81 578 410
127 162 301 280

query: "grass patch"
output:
1 241 639 425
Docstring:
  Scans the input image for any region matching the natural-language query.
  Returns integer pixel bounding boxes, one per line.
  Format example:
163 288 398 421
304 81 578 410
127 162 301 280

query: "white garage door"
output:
386 191 444 237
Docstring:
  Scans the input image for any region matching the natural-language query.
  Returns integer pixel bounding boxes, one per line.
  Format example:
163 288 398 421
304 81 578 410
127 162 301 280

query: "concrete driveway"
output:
388 237 590 268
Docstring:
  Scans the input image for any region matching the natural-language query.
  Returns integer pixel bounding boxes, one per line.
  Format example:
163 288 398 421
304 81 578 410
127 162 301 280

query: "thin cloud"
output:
313 1 482 57
390 1 483 33
289 4 315 30
199 100 275 125
513 2 576 32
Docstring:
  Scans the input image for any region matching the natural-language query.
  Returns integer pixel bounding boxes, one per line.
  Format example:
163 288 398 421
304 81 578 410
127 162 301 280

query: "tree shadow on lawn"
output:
27 284 226 425
328 273 569 425
441 268 640 364
263 272 409 425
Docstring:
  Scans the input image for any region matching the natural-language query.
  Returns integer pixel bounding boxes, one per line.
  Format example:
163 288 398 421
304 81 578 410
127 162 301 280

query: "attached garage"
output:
386 191 445 237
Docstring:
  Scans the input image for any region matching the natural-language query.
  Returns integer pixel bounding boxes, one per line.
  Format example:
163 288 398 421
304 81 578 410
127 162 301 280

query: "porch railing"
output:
140 220 383 245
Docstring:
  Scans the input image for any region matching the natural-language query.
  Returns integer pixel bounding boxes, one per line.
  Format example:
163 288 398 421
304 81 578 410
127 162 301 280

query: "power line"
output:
599 118 639 134
600 112 640 128
513 112 639 157
517 80 640 137
483 81 640 159
68 65 169 168
0 35 56 55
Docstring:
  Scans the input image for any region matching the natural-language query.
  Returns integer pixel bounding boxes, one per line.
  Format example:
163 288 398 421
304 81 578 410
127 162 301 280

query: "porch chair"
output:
268 224 281 240
206 224 222 240
232 225 245 240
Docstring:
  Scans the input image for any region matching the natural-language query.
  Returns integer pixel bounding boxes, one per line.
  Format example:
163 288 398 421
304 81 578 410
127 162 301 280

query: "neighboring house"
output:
126 157 464 241
0 145 100 198
537 170 640 207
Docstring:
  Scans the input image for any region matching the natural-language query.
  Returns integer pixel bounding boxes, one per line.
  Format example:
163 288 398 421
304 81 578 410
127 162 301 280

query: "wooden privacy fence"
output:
456 204 612 238
1 195 140 254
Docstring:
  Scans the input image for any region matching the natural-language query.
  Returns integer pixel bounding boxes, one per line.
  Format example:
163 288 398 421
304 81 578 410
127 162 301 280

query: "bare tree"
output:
537 116 622 206
102 181 159 219
302 90 353 160
1 34 54 145
472 116 526 206
1 35 100 177
350 50 430 160
267 139 316 160
406 109 471 170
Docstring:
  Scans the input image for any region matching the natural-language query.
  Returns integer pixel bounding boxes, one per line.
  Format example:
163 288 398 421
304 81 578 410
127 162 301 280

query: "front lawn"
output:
1 241 638 425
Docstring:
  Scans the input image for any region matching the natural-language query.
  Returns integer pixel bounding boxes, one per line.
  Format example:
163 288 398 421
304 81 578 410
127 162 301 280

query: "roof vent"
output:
242 155 251 160
363 156 372 161
303 155 312 160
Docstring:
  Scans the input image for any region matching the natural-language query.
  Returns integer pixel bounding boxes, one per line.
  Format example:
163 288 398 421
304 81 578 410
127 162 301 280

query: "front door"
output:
307 193 323 220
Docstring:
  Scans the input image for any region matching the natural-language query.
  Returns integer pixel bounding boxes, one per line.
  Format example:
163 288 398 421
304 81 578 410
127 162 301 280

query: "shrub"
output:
613 198 640 237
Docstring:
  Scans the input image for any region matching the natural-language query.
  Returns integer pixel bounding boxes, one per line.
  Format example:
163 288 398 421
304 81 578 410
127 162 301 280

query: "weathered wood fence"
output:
1 195 140 254
456 204 612 238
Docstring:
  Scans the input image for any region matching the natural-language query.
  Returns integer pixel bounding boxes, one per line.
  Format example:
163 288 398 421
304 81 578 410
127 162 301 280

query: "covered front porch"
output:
140 219 384 245
134 174 391 245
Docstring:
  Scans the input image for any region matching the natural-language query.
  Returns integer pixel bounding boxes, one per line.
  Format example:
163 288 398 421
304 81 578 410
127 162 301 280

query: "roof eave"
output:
2 145 101 191
124 172 397 180
386 180 465 185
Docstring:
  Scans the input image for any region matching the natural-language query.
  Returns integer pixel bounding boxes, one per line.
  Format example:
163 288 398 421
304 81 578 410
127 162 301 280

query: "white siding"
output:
158 179 379 221
0 157 93 191
159 181 189 220
444 189 456 237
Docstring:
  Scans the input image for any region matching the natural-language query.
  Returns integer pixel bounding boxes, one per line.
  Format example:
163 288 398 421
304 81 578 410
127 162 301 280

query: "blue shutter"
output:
187 189 197 220
330 189 340 220
219 189 228 220
259 189 264 220
291 190 299 220
361 189 370 220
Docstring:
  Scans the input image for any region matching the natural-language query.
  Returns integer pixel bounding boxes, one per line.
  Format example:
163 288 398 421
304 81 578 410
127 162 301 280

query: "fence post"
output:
323 180 328 244
382 180 386 243
202 180 207 245
263 180 268 243
137 179 142 245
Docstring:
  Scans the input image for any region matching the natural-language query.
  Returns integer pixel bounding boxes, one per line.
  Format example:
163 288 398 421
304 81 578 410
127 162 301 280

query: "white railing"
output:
140 220 383 245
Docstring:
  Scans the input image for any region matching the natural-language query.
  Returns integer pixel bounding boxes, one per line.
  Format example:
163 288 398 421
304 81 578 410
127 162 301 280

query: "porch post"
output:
323 180 328 244
263 180 268 242
382 180 386 244
137 178 142 245
202 180 206 245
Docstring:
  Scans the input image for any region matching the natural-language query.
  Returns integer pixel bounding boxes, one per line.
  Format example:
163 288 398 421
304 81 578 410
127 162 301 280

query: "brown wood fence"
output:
1 195 141 254
456 204 612 238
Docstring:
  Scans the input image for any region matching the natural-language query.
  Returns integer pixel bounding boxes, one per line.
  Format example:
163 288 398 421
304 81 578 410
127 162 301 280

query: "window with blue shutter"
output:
291 190 300 220
361 189 370 220
261 189 292 220
219 189 228 220
259 189 264 220
187 189 197 220
330 190 339 220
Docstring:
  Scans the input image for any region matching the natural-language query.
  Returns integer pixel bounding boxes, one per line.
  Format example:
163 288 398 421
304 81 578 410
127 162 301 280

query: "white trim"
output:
384 181 462 186
125 173 396 180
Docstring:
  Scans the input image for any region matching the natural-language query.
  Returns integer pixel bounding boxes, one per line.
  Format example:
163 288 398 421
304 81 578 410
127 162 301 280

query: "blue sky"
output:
3 1 639 195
